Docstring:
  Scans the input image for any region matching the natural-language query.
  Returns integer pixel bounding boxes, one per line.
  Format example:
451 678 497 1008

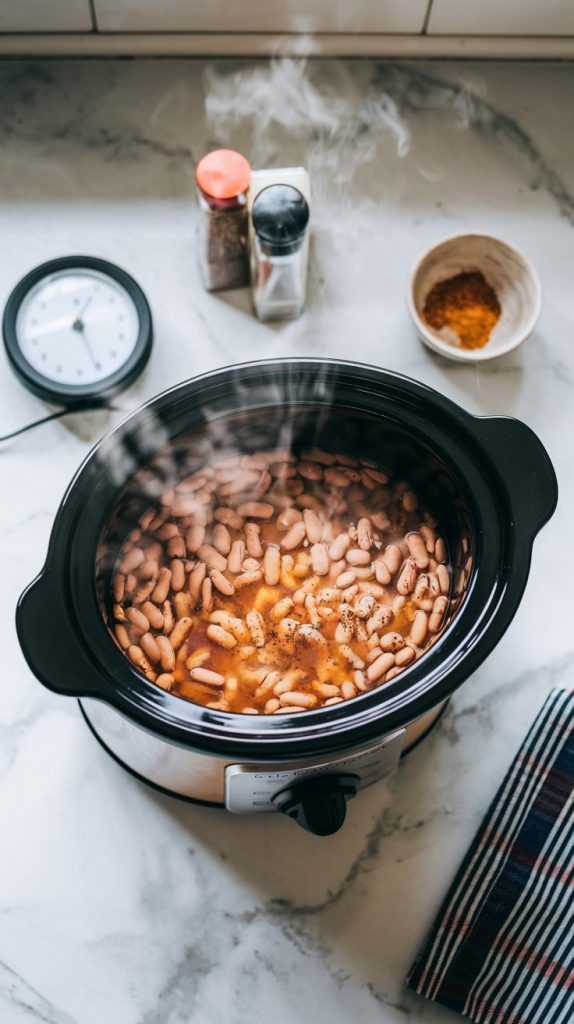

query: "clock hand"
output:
71 294 92 332
71 296 99 369
79 294 93 317
80 330 99 370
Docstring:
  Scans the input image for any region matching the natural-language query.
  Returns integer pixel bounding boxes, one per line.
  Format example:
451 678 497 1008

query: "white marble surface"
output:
0 58 573 1024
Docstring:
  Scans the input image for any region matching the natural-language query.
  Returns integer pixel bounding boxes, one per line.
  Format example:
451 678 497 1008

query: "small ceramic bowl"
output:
407 233 542 362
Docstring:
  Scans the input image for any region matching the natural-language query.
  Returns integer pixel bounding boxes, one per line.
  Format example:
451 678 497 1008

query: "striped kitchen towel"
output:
407 688 574 1024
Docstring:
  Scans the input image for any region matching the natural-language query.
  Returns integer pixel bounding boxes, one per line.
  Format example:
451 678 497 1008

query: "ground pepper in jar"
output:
196 149 251 292
423 270 501 350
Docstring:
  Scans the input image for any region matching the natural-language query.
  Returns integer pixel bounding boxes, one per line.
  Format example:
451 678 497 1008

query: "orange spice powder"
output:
423 270 501 350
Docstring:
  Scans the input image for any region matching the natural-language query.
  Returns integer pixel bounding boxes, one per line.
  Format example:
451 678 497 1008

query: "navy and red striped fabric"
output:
407 688 574 1024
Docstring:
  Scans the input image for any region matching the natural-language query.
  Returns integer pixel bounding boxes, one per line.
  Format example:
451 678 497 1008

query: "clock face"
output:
15 269 141 386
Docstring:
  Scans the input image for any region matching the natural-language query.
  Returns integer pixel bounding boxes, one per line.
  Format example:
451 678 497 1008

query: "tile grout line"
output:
87 0 98 33
422 0 434 35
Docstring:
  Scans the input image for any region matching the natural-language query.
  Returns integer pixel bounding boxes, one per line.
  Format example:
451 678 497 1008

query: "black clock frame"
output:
2 256 153 405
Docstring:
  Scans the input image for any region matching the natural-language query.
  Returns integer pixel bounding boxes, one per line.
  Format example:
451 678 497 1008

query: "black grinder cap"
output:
251 184 309 256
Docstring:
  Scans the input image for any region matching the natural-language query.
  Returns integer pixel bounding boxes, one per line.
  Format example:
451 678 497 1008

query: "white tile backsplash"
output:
427 0 574 35
93 0 429 34
0 0 93 32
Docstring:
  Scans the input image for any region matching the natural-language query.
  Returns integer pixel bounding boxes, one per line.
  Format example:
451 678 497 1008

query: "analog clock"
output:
2 256 153 404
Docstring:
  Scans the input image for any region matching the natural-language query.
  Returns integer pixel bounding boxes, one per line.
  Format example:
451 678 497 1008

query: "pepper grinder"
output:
250 183 310 322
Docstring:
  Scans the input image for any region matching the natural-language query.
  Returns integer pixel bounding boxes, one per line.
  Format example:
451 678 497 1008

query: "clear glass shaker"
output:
251 184 310 321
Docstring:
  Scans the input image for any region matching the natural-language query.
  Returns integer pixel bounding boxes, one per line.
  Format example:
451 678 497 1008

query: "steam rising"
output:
97 362 345 576
96 61 490 571
204 58 411 185
98 61 439 544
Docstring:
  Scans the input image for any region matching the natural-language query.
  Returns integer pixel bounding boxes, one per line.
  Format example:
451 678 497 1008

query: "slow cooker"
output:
17 359 557 835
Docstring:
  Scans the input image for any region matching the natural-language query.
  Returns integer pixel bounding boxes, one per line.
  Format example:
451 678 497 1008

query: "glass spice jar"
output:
195 149 251 292
250 184 310 322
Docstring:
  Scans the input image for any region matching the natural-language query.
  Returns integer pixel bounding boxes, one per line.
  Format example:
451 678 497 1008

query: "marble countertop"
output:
1 57 573 1024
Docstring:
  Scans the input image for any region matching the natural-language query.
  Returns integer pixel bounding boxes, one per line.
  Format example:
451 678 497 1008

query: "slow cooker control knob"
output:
272 773 360 835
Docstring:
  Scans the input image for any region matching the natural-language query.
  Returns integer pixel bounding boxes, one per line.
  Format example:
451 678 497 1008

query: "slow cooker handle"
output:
16 568 108 698
475 416 558 540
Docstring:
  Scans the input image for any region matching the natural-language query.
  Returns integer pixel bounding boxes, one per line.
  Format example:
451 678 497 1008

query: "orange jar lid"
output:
195 149 251 200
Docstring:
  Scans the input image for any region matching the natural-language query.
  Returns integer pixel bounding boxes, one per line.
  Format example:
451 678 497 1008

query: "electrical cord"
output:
0 401 124 443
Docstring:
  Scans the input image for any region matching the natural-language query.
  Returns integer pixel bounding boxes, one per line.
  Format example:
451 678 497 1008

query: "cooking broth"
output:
109 447 453 714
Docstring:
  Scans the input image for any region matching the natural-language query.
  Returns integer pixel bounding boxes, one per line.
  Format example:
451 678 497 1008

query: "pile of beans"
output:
110 449 452 714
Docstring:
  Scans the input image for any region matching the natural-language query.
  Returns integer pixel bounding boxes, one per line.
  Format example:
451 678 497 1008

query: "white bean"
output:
367 652 395 683
168 616 193 651
310 543 330 576
419 524 436 553
263 545 281 585
197 544 227 572
363 467 389 484
256 671 282 699
236 502 274 519
151 567 172 604
188 561 206 603
242 557 261 572
339 645 365 669
341 681 357 700
184 524 204 557
313 589 338 608
174 591 192 620
228 539 246 574
156 635 176 672
410 610 428 645
277 507 302 531
281 521 307 551
298 624 327 645
357 517 373 551
429 595 448 633
329 532 350 561
353 594 376 619
280 692 318 709
170 558 186 592
246 610 266 647
346 548 371 566
298 460 324 480
212 523 232 556
210 569 235 596
235 570 263 590
206 624 237 649
209 611 250 643
382 544 402 575
395 646 415 667
214 506 244 530
313 681 341 698
245 522 264 558
201 577 213 612
397 558 418 596
435 537 447 563
336 570 356 589
354 670 368 691
270 597 295 621
437 563 450 593
303 508 323 544
190 667 225 687
406 532 429 569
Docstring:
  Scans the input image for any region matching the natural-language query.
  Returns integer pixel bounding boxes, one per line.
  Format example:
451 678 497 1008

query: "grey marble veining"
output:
0 57 573 1024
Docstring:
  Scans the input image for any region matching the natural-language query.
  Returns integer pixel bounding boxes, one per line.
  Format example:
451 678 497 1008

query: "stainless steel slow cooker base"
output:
79 698 448 811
